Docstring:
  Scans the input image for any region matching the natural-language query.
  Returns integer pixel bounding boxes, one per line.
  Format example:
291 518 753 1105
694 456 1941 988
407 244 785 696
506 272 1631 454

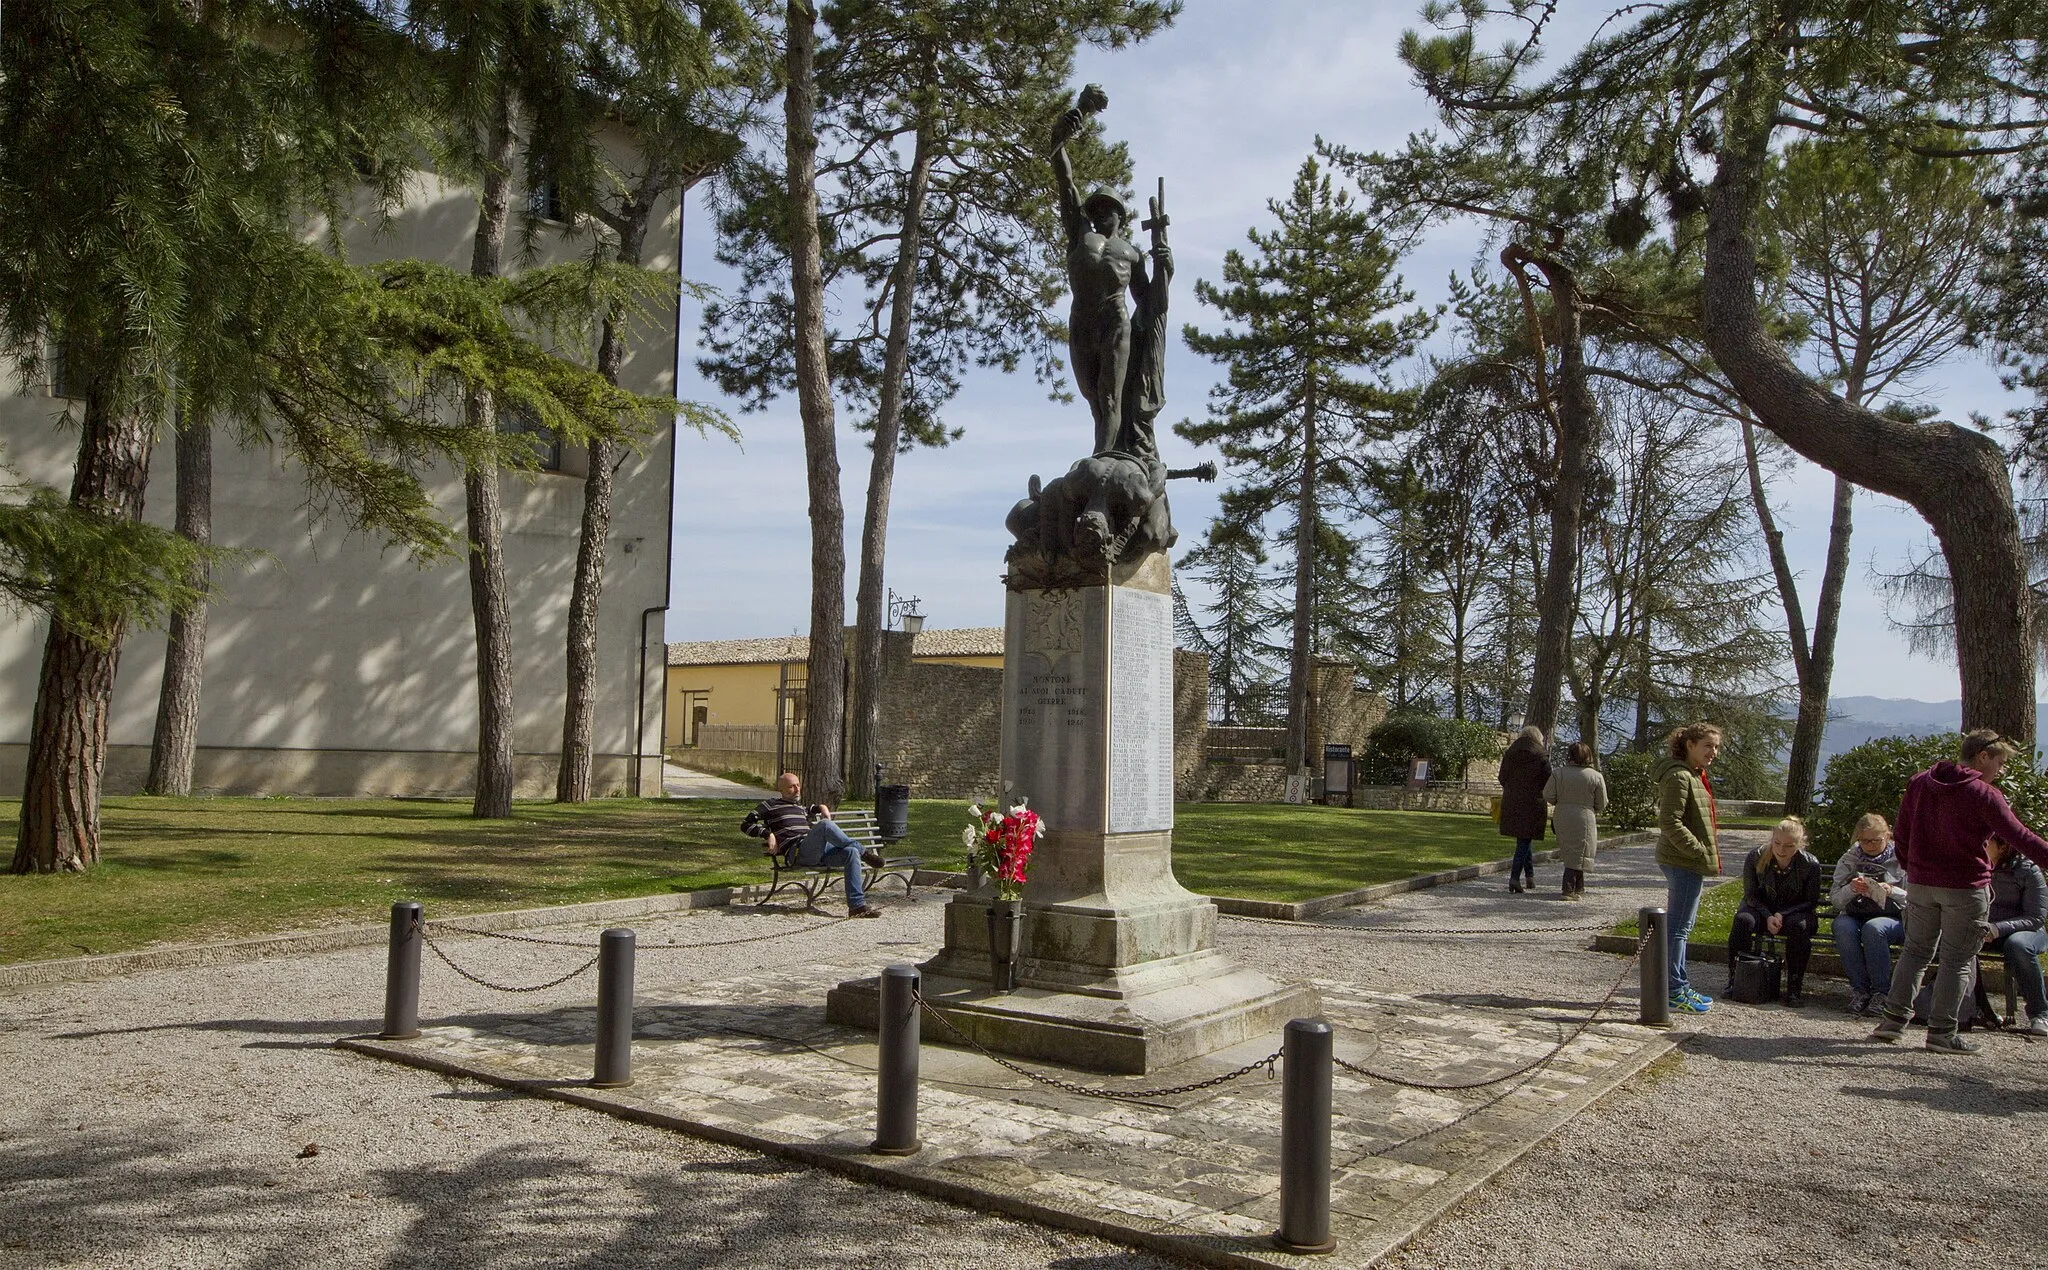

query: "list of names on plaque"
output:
1007 590 1101 829
1107 587 1174 833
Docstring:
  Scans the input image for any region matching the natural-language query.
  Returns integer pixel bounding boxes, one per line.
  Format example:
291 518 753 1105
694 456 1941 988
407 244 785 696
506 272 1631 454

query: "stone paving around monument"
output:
346 907 1673 1268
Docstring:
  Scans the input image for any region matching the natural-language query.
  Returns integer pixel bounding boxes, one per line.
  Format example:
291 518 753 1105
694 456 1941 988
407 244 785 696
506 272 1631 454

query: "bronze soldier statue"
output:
1049 85 1172 458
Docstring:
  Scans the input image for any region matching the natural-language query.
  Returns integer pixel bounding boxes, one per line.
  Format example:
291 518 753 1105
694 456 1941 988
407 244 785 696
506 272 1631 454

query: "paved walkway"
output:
6 831 2047 1268
663 760 770 799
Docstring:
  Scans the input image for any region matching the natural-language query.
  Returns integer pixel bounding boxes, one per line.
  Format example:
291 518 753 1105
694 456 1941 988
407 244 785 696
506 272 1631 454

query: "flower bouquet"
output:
964 796 1042 901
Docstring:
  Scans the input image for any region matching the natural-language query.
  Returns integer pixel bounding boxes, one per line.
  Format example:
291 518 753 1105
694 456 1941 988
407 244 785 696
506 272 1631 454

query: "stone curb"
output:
336 1023 1678 1270
1210 831 1661 921
0 886 735 991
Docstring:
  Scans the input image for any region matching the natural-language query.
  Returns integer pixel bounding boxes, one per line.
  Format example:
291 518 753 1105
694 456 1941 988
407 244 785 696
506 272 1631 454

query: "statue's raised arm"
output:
1050 84 1108 243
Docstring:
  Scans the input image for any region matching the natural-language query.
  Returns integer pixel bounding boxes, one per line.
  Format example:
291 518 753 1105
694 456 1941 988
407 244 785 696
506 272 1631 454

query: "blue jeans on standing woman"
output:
1512 838 1536 885
1660 864 1707 998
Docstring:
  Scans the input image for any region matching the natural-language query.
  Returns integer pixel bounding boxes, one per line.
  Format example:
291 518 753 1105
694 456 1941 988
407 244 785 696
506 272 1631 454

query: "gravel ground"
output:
4 830 2044 1269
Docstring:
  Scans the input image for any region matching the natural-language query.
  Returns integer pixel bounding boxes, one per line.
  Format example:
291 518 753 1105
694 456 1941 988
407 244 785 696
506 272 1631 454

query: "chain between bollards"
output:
592 928 636 1088
872 964 921 1155
381 901 422 1039
1274 1017 1337 1255
1639 906 1670 1029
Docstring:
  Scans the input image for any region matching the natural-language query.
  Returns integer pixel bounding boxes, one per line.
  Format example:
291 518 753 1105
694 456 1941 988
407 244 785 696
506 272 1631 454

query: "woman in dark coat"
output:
1497 726 1551 893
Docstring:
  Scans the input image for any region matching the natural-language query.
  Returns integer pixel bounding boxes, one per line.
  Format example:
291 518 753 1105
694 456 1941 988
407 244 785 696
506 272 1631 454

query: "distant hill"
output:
1818 697 2048 769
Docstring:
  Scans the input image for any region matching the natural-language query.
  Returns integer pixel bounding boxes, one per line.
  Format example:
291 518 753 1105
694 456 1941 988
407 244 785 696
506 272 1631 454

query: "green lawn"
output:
0 796 1519 965
0 797 761 965
896 799 1515 902
1613 879 1747 944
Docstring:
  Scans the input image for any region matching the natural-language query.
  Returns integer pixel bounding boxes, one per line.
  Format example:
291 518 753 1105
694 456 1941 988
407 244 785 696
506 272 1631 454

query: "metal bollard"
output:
380 901 422 1039
592 928 636 1088
1639 906 1671 1029
871 964 922 1155
1273 1017 1337 1255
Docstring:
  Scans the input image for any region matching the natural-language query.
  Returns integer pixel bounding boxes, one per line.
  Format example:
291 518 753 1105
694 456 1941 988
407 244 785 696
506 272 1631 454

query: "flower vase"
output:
985 898 1023 993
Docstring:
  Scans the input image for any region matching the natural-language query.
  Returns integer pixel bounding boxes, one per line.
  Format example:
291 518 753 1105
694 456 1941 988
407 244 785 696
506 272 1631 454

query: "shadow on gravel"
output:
1416 991 1609 1013
1675 1031 1879 1065
369 1141 1178 1270
0 1121 325 1263
1840 1072 2048 1116
51 1015 380 1041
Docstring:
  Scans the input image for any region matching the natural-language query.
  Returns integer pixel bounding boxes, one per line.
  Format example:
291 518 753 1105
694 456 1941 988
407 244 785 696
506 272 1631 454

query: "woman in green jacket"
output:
1655 722 1723 1013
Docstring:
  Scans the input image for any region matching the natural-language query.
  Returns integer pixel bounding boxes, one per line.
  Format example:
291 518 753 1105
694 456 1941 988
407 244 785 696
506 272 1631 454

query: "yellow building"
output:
665 627 1003 775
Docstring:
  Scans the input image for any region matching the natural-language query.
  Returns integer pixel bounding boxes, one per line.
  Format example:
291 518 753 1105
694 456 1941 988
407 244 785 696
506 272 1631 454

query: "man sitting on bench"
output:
742 772 885 918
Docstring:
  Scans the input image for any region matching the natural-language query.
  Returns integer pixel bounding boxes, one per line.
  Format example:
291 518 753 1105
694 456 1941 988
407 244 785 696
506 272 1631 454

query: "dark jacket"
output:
1988 852 2047 941
1739 846 1822 918
1652 754 1719 876
1497 738 1551 841
1895 762 2048 889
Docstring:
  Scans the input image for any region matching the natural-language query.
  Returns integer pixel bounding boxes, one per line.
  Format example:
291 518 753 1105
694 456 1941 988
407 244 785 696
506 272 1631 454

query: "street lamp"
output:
888 588 924 635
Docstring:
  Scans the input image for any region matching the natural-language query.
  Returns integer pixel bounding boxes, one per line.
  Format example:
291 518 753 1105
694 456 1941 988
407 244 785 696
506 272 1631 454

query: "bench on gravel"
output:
757 809 920 910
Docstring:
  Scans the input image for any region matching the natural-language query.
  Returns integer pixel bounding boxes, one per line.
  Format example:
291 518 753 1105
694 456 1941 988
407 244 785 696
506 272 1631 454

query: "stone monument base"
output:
825 891 1317 1074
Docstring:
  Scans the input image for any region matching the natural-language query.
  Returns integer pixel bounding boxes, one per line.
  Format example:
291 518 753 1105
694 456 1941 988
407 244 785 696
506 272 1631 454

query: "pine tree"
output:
1179 153 1434 781
1174 525 1279 725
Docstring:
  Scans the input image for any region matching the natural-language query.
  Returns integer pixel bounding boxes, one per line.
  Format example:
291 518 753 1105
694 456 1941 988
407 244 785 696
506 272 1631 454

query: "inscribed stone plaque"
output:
1004 588 1104 831
1107 586 1174 833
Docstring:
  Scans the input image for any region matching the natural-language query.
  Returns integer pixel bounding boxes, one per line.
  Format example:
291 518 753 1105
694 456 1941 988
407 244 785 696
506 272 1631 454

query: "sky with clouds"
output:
664 0 2022 705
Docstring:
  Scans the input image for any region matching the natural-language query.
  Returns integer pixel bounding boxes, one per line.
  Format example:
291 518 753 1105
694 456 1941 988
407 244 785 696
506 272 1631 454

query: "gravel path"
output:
4 830 2043 1269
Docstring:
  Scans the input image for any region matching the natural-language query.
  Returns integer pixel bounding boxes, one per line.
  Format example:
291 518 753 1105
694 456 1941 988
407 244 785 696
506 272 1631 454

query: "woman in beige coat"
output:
1542 741 1608 900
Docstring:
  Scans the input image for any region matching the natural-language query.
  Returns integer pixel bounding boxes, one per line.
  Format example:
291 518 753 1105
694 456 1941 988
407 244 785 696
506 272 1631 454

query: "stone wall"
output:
1200 761 1290 803
1348 785 1497 815
874 633 1003 799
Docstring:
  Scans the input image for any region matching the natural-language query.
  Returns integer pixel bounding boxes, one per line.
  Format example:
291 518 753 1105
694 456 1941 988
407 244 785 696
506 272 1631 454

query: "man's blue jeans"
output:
794 819 866 908
1511 838 1536 881
1833 914 1905 997
1989 927 2048 1019
1660 864 1707 997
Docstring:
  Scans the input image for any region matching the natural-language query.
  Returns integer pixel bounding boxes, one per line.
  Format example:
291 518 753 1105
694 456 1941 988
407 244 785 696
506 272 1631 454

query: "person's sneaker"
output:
860 848 885 869
848 905 882 919
1668 992 1707 1014
1849 990 1871 1015
2019 1014 2048 1038
1684 987 1714 1010
1926 1030 1980 1054
1785 989 1806 1008
1869 1014 1907 1043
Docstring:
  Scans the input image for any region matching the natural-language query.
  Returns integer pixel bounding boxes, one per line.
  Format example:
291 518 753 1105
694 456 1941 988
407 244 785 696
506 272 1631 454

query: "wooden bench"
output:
757 809 921 910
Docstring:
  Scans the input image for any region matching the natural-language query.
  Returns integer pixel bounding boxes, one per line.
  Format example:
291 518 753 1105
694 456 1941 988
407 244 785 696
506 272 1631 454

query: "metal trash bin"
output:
876 784 911 842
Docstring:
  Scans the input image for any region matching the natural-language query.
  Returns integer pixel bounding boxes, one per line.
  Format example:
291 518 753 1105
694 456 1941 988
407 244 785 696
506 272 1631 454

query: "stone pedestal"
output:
827 550 1314 1073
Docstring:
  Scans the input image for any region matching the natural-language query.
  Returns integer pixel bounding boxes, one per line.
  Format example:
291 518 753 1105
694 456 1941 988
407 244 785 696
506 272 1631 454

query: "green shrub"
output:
1604 751 1656 831
1808 732 2048 864
1807 733 1958 861
1364 713 1506 784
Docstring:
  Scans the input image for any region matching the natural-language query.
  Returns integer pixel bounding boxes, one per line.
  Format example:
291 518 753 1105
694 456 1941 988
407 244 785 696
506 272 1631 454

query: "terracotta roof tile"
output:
667 626 1004 666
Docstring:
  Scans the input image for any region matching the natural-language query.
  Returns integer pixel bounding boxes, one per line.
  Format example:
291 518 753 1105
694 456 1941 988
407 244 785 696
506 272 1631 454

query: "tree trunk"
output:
1508 246 1596 741
1702 35 2033 743
1284 378 1320 778
848 117 935 801
12 387 154 873
786 1 847 802
1740 414 1852 814
145 415 212 796
558 169 661 804
467 89 519 819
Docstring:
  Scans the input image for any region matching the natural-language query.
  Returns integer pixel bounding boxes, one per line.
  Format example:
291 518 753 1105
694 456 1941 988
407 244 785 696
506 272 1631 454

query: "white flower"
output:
960 826 978 848
968 803 983 819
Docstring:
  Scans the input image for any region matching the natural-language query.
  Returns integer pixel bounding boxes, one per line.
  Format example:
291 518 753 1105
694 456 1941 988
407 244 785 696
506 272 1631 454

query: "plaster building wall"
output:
0 140 679 797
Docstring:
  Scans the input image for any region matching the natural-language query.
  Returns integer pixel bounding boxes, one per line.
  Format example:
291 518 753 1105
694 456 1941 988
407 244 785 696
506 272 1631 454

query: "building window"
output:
47 332 84 400
526 178 566 224
500 405 563 473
